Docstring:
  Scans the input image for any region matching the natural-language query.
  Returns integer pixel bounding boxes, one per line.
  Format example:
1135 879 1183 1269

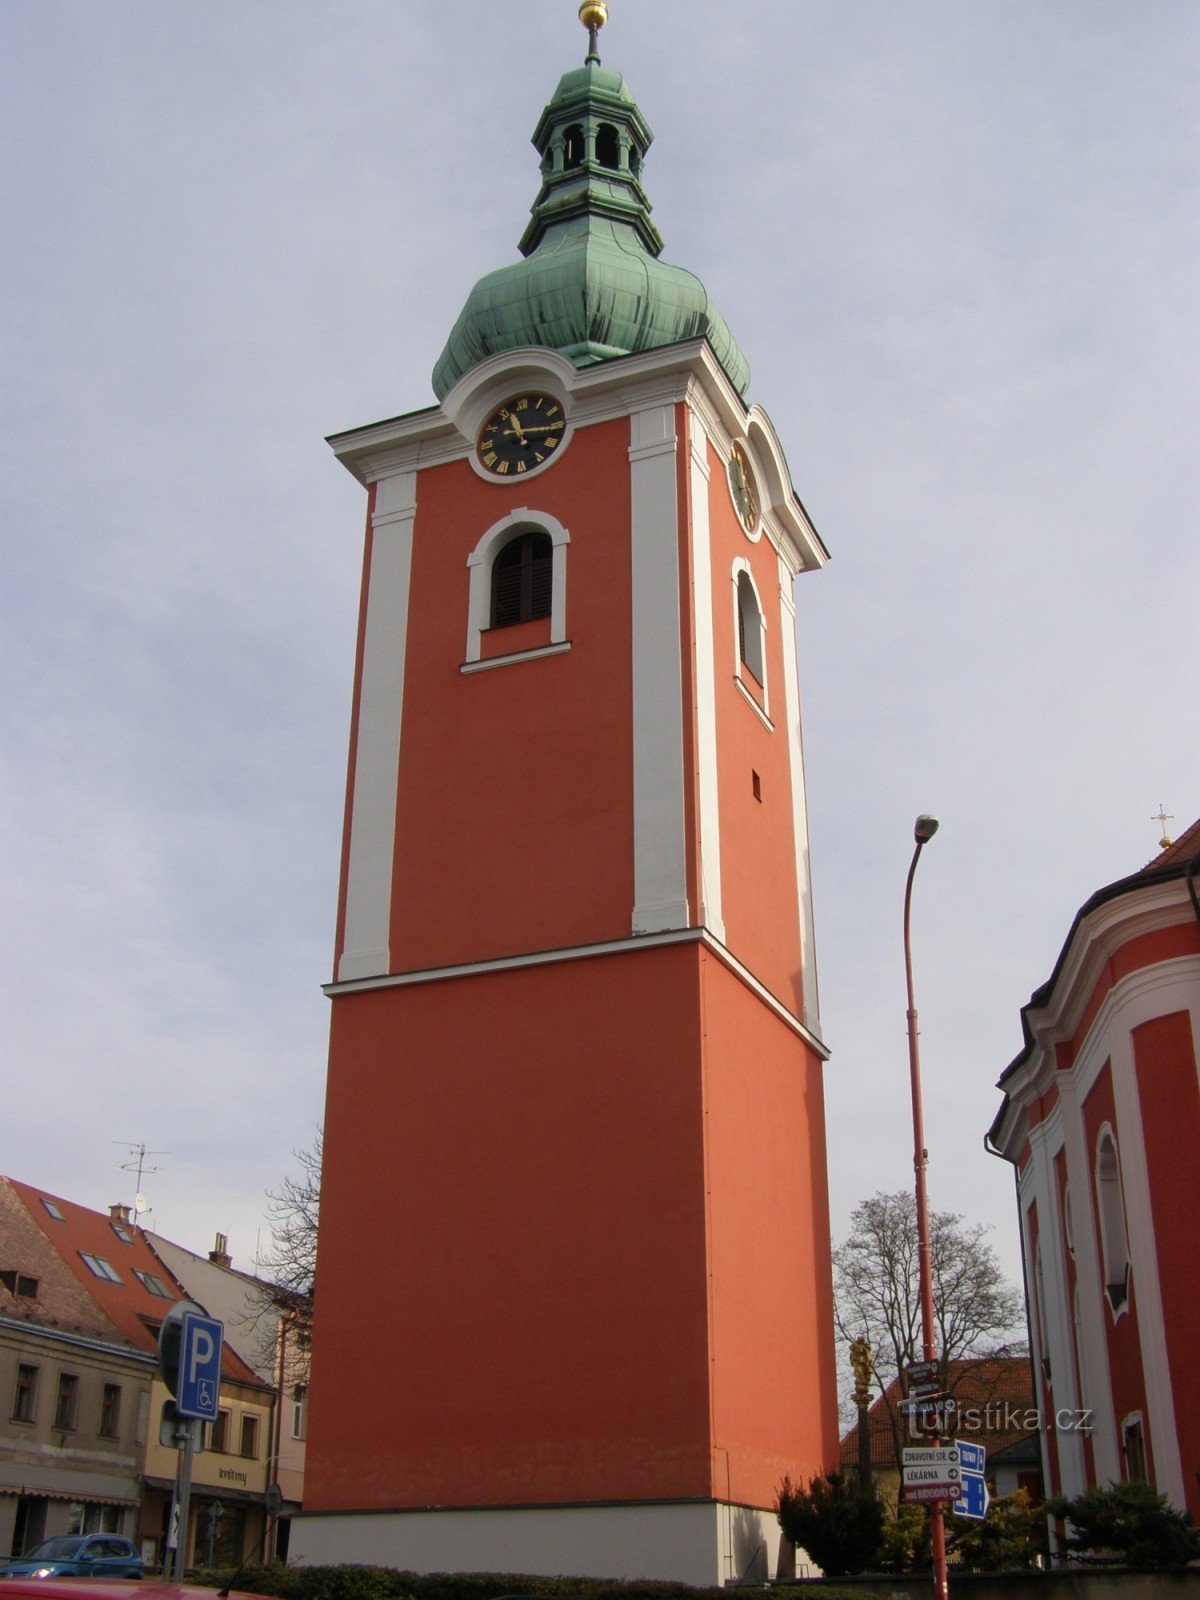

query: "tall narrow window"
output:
209 1409 229 1453
12 1364 37 1423
1033 1242 1051 1384
240 1413 259 1459
1123 1416 1147 1481
291 1384 308 1441
99 1384 121 1438
1096 1129 1130 1312
54 1372 79 1431
491 530 553 629
736 570 765 685
596 124 620 169
563 124 584 167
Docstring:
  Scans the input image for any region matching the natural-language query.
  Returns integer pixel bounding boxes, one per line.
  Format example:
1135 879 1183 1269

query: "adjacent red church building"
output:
294 10 838 1586
988 819 1200 1525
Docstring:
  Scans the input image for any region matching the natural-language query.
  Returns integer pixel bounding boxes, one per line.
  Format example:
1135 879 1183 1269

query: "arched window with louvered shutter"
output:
464 510 571 668
491 530 554 629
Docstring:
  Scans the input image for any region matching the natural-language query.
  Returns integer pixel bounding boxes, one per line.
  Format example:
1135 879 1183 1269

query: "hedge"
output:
191 1567 875 1600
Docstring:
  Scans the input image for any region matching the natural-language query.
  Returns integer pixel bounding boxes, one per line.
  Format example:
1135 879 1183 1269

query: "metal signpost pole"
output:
174 1423 196 1583
158 1302 224 1586
903 814 949 1600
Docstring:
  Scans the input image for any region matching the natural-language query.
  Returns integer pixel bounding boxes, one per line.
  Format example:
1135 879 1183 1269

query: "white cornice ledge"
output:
323 925 828 1060
1025 883 1193 1059
326 343 829 579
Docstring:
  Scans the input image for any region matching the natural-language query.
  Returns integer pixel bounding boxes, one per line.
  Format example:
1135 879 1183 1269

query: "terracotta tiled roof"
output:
992 817 1200 1136
0 1176 128 1346
6 1175 266 1389
1147 816 1200 869
839 1355 1038 1469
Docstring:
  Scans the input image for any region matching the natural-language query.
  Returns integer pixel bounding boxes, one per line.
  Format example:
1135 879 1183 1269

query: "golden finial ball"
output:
579 2 609 32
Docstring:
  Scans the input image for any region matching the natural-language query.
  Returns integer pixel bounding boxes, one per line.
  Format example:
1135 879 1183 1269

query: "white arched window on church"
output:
1095 1127 1131 1315
464 509 570 667
732 559 768 714
490 529 553 628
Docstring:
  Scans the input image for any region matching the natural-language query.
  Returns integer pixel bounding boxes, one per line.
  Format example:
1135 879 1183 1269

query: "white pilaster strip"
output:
629 404 689 934
777 559 820 1033
686 407 723 941
1108 995 1187 1509
1059 1072 1122 1485
1023 1111 1087 1495
338 471 416 981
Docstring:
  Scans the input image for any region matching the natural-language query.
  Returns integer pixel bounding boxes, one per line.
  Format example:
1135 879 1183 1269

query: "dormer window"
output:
0 1271 39 1300
41 1199 65 1222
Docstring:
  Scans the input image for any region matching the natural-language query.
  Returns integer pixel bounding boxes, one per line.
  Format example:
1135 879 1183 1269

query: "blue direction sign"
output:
953 1469 989 1520
177 1311 224 1421
952 1441 988 1520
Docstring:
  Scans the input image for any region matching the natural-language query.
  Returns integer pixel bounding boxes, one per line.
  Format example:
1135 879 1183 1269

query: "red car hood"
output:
0 1584 259 1599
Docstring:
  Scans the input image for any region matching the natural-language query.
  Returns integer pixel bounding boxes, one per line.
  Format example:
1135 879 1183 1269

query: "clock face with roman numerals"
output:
728 440 760 532
477 394 566 476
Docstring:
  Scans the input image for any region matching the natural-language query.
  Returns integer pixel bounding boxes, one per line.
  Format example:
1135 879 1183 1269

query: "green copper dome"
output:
431 55 749 400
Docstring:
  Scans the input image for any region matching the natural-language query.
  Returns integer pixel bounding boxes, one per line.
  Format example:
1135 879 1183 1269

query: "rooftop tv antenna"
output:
115 1141 168 1229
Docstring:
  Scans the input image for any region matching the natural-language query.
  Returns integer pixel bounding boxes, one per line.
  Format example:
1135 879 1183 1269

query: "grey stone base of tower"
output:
290 1500 792 1587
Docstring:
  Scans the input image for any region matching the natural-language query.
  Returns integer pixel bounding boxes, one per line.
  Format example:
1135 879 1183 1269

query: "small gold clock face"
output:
728 440 760 532
477 394 566 476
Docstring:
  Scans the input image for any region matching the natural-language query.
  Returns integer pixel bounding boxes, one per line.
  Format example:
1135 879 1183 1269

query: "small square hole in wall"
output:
752 770 762 802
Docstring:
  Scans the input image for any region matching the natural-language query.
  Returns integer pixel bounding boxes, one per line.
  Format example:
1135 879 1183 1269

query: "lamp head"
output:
914 814 940 844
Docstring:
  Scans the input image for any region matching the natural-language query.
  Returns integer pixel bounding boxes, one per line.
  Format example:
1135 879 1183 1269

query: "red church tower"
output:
296 9 838 1584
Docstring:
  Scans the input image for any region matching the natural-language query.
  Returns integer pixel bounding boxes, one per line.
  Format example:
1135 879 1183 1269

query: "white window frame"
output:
1121 1411 1147 1481
291 1385 307 1441
1095 1124 1131 1321
464 509 570 665
731 557 769 720
80 1252 122 1284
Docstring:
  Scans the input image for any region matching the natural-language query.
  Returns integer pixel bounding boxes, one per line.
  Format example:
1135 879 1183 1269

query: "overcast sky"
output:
2 2 1197 1326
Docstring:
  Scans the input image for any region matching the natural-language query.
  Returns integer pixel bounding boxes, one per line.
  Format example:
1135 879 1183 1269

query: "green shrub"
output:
875 1502 930 1574
192 1569 875 1600
948 1488 1047 1572
775 1471 885 1577
1046 1479 1200 1570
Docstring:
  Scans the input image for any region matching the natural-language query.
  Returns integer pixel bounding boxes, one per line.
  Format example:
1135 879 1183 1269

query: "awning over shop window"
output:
0 1484 140 1506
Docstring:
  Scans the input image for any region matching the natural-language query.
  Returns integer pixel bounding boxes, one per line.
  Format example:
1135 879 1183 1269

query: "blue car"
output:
0 1537 143 1580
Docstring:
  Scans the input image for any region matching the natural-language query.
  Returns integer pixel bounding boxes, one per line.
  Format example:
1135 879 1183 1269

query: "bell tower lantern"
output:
296 8 838 1585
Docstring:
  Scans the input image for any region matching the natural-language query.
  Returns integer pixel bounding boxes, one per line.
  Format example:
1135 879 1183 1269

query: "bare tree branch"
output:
247 1130 321 1383
833 1190 1027 1460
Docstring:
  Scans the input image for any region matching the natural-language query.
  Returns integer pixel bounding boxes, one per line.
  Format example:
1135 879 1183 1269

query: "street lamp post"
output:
903 813 949 1600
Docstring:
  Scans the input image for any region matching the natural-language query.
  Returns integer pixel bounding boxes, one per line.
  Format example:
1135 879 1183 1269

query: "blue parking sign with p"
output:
177 1311 223 1421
